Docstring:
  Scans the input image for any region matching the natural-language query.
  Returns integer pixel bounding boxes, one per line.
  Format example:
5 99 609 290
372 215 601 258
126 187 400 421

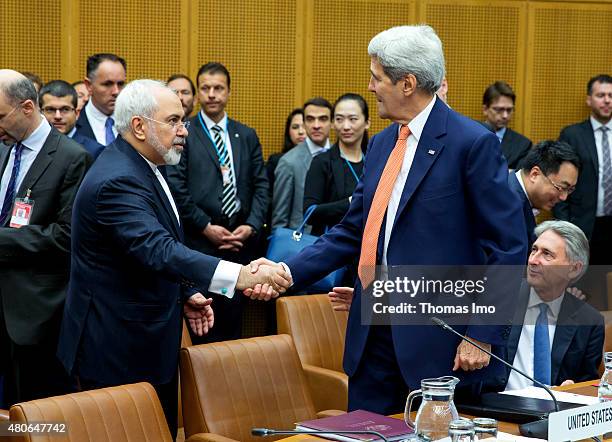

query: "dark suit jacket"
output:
501 128 532 170
71 132 104 159
285 97 528 391
303 144 361 236
74 110 96 142
503 284 604 386
0 127 92 346
508 172 536 250
553 120 598 239
57 136 220 385
167 115 268 257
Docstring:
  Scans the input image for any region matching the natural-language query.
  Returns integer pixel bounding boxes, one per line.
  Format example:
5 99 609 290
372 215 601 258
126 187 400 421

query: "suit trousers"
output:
348 324 409 415
0 301 74 407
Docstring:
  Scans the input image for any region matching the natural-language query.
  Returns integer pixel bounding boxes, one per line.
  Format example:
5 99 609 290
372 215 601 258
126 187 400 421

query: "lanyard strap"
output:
344 157 361 183
197 112 229 159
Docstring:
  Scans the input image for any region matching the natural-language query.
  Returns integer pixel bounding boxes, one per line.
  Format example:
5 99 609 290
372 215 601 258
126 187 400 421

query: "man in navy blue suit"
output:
39 80 104 159
57 80 290 438
503 220 604 390
253 25 528 414
508 140 580 250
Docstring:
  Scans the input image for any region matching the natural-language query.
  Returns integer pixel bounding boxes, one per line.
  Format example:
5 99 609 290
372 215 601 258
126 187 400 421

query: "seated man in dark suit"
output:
39 80 104 159
503 220 604 390
483 81 532 169
508 140 580 250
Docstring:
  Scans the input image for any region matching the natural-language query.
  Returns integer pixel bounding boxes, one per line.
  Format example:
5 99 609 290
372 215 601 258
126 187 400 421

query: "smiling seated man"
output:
503 220 604 390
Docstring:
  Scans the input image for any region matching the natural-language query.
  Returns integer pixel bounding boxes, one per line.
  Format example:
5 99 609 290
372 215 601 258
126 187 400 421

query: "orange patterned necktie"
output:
358 124 411 288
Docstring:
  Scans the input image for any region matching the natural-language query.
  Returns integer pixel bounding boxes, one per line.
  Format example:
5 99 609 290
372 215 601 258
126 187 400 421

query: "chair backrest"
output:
276 294 347 371
9 383 172 442
180 334 317 441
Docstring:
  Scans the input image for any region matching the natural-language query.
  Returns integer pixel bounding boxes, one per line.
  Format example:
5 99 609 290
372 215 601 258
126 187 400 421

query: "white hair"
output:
114 79 167 134
368 25 445 94
534 220 589 281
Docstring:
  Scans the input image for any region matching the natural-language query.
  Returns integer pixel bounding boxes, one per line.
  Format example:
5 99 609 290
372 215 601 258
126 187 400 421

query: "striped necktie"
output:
212 125 238 218
600 126 612 215
0 142 25 225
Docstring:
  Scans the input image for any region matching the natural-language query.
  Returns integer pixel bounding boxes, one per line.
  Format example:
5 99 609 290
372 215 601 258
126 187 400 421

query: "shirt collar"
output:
590 116 611 132
528 286 564 320
200 110 228 131
496 127 507 142
85 99 113 122
515 170 540 216
405 95 437 143
21 117 51 153
138 152 158 172
67 127 77 138
305 136 330 156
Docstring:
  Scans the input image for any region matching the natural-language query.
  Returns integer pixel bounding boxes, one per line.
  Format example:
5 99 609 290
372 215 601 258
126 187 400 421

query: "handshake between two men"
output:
185 258 292 337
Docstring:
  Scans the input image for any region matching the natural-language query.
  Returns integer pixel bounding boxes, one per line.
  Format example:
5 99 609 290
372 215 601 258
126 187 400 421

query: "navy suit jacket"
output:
554 120 599 239
503 284 604 386
57 136 220 385
508 172 536 250
285 97 528 389
167 115 268 257
74 110 97 142
71 132 104 159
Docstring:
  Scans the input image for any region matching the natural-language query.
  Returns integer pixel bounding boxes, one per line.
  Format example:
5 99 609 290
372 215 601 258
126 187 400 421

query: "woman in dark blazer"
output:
303 93 370 236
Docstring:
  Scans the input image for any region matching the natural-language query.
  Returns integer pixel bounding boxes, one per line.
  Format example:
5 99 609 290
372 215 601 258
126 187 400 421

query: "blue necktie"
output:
105 117 115 145
533 303 551 385
0 142 25 225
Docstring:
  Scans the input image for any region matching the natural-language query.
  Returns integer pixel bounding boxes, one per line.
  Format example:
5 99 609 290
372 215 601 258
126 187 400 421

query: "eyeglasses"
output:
542 174 576 195
42 106 75 116
141 115 190 131
490 106 514 114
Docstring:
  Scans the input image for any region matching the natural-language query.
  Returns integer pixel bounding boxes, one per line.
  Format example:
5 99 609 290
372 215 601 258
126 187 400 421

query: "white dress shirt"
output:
505 288 565 390
495 126 507 144
591 117 612 217
0 117 51 214
515 170 539 217
84 100 117 145
306 136 331 156
200 111 241 213
139 152 240 298
382 95 437 266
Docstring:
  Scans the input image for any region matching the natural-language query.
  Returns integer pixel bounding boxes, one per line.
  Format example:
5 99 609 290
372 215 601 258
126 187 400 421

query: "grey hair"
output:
0 77 38 106
368 25 445 94
534 220 589 280
114 79 167 134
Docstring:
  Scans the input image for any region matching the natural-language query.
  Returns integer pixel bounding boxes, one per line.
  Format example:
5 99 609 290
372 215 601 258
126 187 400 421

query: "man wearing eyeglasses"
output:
167 62 269 343
482 81 532 170
39 80 104 159
0 70 92 406
509 140 581 250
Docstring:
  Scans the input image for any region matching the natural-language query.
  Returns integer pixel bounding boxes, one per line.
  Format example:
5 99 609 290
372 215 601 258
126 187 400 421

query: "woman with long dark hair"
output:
266 108 305 188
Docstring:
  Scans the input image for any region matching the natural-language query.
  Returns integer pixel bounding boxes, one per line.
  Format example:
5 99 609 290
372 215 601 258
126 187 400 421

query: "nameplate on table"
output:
548 400 612 441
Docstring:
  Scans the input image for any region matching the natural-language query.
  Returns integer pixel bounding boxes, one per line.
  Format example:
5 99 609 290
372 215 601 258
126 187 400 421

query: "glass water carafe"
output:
404 376 460 441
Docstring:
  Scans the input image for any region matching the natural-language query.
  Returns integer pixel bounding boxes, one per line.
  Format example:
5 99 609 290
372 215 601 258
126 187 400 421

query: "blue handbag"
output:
266 205 346 293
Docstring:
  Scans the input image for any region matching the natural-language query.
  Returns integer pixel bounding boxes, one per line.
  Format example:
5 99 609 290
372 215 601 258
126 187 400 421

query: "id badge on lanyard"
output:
10 189 34 228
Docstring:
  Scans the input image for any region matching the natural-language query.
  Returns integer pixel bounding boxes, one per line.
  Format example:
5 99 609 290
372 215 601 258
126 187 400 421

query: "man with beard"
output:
57 80 290 438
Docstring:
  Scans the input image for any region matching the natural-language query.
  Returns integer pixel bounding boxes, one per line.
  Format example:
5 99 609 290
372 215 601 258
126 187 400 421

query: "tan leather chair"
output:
276 294 348 411
8 382 172 442
180 334 341 442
